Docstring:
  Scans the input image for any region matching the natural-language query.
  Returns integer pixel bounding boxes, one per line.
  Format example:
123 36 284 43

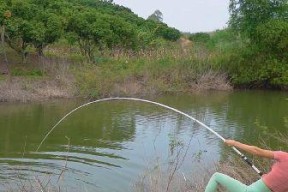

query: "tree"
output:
0 3 11 74
229 0 288 39
1 0 183 65
229 0 288 57
66 11 113 62
228 0 288 88
105 16 137 50
255 19 288 58
3 0 36 63
147 10 163 22
31 13 63 56
3 0 63 62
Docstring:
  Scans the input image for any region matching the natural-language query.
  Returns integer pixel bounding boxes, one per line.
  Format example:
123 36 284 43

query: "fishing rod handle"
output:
232 146 263 176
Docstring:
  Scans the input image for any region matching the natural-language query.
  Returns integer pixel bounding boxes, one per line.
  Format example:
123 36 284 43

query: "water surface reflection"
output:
0 91 287 191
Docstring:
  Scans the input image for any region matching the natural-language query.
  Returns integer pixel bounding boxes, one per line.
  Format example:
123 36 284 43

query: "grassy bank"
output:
0 36 233 102
1 28 287 103
2 27 288 103
73 44 232 98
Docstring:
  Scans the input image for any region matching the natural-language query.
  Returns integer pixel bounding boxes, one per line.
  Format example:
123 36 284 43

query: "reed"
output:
74 42 232 98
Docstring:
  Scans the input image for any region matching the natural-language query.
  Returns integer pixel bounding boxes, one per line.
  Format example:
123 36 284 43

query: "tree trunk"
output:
21 42 28 65
36 45 44 57
1 25 10 75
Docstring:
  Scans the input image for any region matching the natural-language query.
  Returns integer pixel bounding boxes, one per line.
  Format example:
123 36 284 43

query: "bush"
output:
227 49 288 88
188 32 210 44
255 19 288 58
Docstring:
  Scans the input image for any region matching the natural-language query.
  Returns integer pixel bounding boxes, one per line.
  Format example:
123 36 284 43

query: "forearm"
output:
225 140 274 158
231 141 261 155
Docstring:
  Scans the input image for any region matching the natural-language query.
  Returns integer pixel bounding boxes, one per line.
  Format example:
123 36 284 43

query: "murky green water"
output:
0 91 287 191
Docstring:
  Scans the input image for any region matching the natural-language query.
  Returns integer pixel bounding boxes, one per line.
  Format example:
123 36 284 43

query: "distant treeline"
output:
0 0 181 62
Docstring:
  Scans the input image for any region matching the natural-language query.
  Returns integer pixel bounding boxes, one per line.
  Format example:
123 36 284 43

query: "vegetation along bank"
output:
0 0 287 102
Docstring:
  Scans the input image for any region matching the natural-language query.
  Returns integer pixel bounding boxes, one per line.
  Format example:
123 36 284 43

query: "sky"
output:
113 0 230 33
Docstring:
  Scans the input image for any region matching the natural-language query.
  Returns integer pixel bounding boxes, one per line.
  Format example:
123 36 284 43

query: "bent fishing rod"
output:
36 97 263 176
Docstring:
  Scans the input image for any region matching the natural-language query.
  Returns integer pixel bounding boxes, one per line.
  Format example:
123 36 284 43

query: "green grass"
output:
11 68 44 77
0 75 6 81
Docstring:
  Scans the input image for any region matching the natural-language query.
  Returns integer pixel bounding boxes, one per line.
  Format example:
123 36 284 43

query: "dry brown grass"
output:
0 76 76 102
190 70 232 92
112 80 145 97
132 157 260 192
132 163 194 192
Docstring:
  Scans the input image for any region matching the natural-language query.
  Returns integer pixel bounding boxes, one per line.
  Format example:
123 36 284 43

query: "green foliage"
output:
207 29 241 52
229 0 288 52
105 16 137 49
2 0 63 61
67 0 180 47
255 19 288 58
33 13 63 55
227 49 288 88
188 32 210 44
227 0 288 89
154 23 181 41
1 0 180 63
11 68 44 77
0 2 8 25
229 0 288 38
66 9 137 62
66 11 112 61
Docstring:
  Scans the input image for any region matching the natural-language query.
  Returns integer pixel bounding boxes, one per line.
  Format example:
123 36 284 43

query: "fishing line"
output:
36 97 262 176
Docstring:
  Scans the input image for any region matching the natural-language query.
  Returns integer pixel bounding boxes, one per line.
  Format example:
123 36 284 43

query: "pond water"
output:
0 90 287 191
